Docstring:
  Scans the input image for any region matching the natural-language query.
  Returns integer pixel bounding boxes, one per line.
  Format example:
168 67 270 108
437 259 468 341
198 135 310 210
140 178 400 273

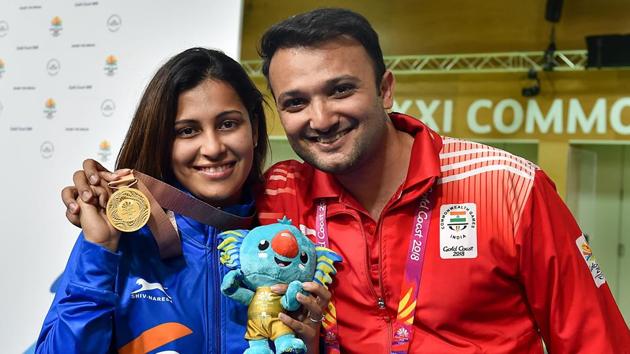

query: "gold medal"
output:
106 177 150 232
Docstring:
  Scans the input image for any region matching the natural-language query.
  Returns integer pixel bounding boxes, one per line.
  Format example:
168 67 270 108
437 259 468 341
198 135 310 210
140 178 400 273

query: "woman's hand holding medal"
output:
64 159 132 251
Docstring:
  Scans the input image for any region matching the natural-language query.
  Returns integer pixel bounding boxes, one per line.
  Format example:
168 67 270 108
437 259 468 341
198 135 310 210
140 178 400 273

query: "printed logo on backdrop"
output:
104 55 118 76
74 1 99 7
47 59 61 76
107 14 122 32
0 20 8 37
98 140 112 162
40 141 54 159
439 203 478 259
50 16 63 37
101 99 115 117
18 5 42 11
576 234 606 288
0 58 5 78
44 98 57 119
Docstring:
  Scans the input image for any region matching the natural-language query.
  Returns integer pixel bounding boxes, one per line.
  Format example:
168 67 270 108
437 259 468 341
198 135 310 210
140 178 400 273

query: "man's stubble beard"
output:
288 116 388 176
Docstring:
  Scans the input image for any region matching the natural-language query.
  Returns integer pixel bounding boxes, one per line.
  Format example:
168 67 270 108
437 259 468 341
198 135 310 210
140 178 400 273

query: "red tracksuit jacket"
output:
257 113 630 353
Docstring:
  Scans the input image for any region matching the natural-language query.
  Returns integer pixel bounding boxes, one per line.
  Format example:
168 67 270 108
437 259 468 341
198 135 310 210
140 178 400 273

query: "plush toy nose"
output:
271 230 299 258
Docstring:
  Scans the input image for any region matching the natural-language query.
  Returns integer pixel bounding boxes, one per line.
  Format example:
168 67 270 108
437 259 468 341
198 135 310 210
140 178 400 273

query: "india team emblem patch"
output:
439 203 477 259
575 234 606 288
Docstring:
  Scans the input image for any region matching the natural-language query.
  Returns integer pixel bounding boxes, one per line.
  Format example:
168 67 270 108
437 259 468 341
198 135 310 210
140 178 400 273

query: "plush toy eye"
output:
258 240 270 251
300 251 308 263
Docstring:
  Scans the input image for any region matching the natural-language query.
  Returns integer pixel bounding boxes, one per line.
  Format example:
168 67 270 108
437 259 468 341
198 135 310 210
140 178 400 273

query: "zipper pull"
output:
377 297 386 310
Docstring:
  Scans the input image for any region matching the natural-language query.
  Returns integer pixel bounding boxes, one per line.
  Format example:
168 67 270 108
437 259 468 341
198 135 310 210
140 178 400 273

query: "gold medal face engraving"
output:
106 187 150 232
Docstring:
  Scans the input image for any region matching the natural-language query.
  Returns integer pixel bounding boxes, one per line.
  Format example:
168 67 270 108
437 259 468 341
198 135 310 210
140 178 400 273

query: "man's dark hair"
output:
260 8 386 87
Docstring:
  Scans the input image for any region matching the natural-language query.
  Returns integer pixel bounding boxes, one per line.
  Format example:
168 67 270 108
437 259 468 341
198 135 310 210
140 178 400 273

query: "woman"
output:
36 48 321 354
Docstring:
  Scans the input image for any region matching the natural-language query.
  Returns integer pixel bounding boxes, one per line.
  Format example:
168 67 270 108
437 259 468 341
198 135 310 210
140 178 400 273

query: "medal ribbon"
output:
109 171 254 259
316 189 433 354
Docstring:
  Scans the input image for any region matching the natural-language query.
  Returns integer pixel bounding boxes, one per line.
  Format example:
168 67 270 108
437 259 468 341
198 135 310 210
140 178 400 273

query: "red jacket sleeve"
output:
517 170 630 353
256 160 303 226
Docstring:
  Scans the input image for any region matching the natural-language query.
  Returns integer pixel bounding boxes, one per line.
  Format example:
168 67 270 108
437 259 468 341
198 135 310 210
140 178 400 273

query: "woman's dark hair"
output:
116 47 268 187
259 8 386 89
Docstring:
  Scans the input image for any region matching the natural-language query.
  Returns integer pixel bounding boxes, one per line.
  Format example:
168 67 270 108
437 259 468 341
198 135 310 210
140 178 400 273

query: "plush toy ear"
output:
217 229 248 269
313 246 342 289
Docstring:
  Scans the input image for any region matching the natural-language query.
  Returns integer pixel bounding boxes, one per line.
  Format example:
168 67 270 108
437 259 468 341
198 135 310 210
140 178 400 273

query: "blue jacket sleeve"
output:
35 233 121 353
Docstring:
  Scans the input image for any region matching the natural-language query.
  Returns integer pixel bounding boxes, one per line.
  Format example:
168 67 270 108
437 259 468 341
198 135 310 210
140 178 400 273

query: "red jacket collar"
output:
309 112 442 201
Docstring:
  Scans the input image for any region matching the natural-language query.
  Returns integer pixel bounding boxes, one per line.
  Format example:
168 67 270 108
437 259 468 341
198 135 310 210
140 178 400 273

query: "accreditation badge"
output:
439 203 478 259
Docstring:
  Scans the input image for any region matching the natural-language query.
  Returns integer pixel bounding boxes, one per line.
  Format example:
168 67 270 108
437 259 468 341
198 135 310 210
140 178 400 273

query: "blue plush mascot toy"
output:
218 217 342 354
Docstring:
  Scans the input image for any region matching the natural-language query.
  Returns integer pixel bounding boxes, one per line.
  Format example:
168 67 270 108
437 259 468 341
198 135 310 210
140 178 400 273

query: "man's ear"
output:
379 70 395 110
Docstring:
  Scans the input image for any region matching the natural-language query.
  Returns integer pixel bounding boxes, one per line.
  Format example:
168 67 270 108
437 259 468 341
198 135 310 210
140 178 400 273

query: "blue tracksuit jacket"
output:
36 202 253 354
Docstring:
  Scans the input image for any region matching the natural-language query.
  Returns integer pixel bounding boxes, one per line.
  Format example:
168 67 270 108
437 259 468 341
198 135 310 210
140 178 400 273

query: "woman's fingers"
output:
91 185 112 209
62 186 79 212
64 202 81 226
82 159 109 185
73 169 95 203
98 168 131 183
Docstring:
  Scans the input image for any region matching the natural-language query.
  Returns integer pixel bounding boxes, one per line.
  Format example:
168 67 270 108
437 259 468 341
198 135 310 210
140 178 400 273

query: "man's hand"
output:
272 281 331 354
61 159 131 227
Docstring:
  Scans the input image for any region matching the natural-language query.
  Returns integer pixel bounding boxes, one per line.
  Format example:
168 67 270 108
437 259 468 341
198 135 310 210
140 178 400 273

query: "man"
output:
65 8 629 354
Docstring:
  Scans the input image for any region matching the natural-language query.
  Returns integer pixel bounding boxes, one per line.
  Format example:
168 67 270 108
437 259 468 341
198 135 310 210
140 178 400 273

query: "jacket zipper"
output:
377 218 393 352
355 214 383 312
377 188 404 353
355 210 393 352
204 235 210 353
210 227 221 354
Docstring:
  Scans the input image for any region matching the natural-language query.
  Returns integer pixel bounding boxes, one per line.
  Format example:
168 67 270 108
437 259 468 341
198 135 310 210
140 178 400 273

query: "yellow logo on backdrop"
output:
44 98 57 119
50 16 63 36
106 55 117 65
45 98 56 109
105 55 118 76
98 140 112 162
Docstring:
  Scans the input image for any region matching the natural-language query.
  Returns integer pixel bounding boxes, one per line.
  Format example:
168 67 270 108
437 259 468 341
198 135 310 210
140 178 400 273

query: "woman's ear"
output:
252 115 259 148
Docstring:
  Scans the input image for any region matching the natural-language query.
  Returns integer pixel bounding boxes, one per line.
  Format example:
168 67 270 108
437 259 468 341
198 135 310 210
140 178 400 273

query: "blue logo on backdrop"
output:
47 59 60 76
107 14 122 32
101 99 115 117
40 141 54 159
0 20 8 37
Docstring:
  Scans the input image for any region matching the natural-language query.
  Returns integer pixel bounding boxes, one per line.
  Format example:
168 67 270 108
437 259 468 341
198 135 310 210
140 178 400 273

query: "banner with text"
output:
393 72 630 142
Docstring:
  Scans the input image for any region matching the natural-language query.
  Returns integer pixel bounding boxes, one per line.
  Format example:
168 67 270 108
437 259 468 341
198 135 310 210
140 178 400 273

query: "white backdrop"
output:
0 1 243 352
